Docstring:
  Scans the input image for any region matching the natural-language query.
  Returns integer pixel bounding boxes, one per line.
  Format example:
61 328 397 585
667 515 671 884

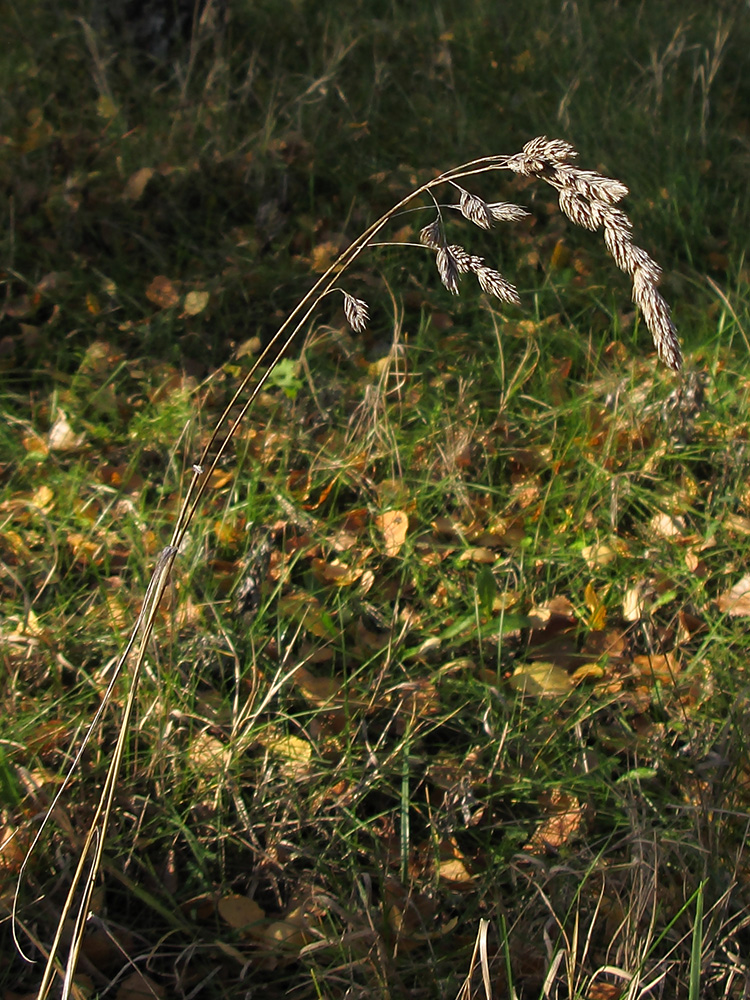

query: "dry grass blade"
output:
18 137 681 999
455 919 493 1000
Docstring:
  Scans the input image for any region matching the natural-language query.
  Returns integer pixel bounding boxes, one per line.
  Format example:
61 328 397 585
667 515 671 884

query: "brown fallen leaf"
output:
633 652 680 684
311 557 364 586
116 971 165 1000
146 275 180 309
524 788 587 855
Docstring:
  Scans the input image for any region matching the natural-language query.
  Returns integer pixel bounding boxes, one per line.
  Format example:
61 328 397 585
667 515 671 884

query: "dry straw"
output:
16 137 681 1000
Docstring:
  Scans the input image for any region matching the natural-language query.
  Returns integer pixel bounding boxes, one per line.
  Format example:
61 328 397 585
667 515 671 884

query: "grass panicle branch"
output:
17 137 682 1000
506 136 683 370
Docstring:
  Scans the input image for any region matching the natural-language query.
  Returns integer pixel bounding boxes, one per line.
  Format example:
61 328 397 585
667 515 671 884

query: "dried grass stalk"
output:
20 134 682 1000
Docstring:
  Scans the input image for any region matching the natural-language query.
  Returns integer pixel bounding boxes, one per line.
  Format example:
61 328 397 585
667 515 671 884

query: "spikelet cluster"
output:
416 185 527 305
507 136 682 370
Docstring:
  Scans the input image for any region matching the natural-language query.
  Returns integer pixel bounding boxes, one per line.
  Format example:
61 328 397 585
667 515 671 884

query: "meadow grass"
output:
2 1 750 998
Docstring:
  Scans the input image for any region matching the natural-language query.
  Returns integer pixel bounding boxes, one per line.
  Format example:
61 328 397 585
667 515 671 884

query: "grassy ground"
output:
2 1 750 997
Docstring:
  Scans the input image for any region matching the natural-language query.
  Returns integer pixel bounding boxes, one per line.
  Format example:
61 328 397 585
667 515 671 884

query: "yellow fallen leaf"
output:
182 289 210 316
725 513 750 535
259 732 311 777
122 166 154 201
438 855 474 886
581 541 619 568
376 509 408 557
509 662 574 697
584 581 607 630
260 919 308 951
218 894 265 935
188 732 227 774
458 546 496 564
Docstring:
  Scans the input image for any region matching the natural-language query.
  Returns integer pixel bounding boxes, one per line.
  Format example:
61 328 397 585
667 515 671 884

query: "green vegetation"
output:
2 1 750 998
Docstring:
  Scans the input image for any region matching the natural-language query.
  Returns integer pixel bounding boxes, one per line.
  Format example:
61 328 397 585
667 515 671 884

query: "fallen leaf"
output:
259 917 308 951
48 410 84 451
312 558 363 586
725 513 750 535
277 592 336 638
311 240 343 273
718 575 750 616
292 665 343 706
622 581 653 621
581 541 621 568
649 512 686 539
146 275 180 309
182 289 210 316
188 732 227 774
524 789 586 854
633 652 680 684
218 894 265 935
116 971 165 1000
437 854 474 887
458 546 496 564
122 167 154 201
587 983 624 1000
509 662 574 697
259 732 311 777
376 509 408 557
584 581 607 630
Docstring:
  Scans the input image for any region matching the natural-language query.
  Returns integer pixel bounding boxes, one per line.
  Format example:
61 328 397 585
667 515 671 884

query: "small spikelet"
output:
603 224 634 272
436 246 461 294
475 266 520 304
553 165 629 205
488 202 530 223
343 292 369 333
457 187 492 230
507 135 578 175
447 244 478 274
419 219 442 248
558 189 600 231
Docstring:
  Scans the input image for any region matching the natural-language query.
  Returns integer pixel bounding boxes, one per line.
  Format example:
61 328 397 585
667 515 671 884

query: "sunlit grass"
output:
2 1 750 998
